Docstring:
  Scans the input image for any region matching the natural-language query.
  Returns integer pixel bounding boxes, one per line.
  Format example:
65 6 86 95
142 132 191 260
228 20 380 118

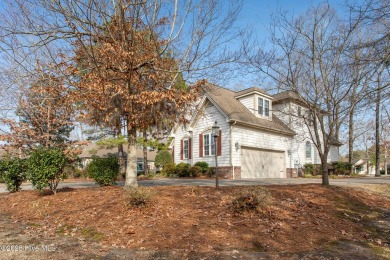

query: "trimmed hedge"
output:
189 166 202 177
27 148 68 194
162 163 204 178
176 162 191 177
303 163 322 176
86 155 119 186
0 157 28 192
194 161 209 174
332 162 353 175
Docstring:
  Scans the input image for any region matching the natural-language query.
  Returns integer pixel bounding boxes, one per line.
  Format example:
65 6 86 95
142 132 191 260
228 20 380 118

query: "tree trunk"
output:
143 130 148 175
348 106 354 175
375 86 381 177
118 143 125 176
116 122 125 176
125 124 138 187
321 156 329 185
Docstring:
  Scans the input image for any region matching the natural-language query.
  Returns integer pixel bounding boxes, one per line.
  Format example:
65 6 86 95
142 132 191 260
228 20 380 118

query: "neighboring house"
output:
171 84 341 179
79 143 157 173
352 159 375 175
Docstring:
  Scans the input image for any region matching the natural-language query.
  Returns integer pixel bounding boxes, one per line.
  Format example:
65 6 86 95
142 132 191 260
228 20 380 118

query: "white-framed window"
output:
258 97 263 115
265 100 270 117
203 133 215 156
183 139 189 159
306 141 312 159
258 97 270 117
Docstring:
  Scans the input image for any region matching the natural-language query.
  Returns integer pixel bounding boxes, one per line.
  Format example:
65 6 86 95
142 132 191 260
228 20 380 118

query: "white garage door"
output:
241 148 285 178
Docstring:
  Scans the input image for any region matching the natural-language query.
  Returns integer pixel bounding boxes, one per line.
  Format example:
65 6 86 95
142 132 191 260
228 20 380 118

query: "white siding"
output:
174 104 231 167
231 125 290 166
274 101 334 167
237 95 255 114
328 145 339 162
272 103 290 126
173 97 340 177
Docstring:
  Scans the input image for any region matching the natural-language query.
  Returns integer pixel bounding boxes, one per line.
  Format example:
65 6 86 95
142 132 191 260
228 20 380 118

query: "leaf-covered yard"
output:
0 184 389 259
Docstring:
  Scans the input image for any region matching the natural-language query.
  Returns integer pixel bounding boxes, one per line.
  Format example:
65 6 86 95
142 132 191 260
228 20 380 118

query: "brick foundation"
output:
213 166 241 179
286 168 298 178
212 166 300 179
286 168 301 178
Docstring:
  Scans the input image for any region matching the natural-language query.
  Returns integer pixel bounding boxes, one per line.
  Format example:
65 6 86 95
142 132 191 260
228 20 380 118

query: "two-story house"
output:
171 84 341 178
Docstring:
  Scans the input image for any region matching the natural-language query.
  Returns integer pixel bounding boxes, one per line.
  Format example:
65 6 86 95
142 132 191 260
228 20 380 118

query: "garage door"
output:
241 148 285 178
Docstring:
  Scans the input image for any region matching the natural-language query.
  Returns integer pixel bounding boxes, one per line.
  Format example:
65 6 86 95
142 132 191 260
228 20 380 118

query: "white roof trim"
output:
189 94 230 128
236 91 274 100
203 94 230 120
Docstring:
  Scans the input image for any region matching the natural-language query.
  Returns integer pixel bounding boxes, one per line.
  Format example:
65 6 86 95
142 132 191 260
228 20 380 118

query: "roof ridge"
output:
203 85 295 136
204 82 235 93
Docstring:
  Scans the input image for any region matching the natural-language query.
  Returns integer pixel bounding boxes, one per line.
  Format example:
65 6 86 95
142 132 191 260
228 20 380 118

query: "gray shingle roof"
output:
203 84 295 136
235 87 272 98
272 91 304 105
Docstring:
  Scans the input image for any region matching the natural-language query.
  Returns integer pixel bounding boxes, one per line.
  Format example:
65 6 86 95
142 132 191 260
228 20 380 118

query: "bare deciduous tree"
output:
244 4 368 185
0 0 244 187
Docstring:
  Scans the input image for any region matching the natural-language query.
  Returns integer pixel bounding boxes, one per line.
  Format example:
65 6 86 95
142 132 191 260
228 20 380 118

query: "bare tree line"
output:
0 0 388 186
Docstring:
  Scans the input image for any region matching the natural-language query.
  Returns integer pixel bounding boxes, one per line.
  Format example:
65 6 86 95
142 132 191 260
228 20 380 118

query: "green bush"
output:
194 161 209 174
176 162 191 177
189 166 202 177
207 167 215 177
231 187 272 213
332 162 353 175
127 187 155 208
0 157 28 192
27 148 68 194
154 150 173 168
161 162 177 177
303 163 315 176
63 164 84 178
86 155 119 186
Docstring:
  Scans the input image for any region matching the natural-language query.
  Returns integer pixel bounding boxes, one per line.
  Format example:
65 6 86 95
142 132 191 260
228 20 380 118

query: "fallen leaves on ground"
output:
0 184 389 254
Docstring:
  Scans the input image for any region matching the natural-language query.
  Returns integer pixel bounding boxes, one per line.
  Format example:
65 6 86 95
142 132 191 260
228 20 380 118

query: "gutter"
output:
233 120 296 137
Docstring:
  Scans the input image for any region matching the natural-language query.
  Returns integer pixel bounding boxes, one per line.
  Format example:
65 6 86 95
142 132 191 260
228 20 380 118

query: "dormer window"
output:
258 97 270 117
258 97 263 115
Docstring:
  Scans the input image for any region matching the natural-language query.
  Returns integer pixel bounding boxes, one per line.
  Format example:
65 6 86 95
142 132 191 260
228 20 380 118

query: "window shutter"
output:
199 134 203 157
172 146 175 163
217 130 222 156
180 139 183 160
189 138 192 159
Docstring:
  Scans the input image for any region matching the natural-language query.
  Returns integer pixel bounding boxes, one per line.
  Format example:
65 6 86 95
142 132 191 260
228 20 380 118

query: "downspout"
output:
230 120 237 179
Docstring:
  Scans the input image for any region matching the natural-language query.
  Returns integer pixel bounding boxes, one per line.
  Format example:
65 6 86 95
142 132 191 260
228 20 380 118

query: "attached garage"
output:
241 147 285 178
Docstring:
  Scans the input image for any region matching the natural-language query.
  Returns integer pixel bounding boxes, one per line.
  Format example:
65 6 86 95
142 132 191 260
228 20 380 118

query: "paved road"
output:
1 176 390 193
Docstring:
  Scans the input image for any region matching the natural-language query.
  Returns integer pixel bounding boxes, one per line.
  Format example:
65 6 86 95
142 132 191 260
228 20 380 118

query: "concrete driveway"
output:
1 176 390 193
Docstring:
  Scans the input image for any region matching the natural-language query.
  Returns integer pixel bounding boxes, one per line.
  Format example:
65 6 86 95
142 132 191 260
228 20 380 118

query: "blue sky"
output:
239 0 348 43
223 0 351 89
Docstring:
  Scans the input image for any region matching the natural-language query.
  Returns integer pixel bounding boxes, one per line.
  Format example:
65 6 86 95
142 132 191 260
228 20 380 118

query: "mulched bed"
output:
0 184 389 255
